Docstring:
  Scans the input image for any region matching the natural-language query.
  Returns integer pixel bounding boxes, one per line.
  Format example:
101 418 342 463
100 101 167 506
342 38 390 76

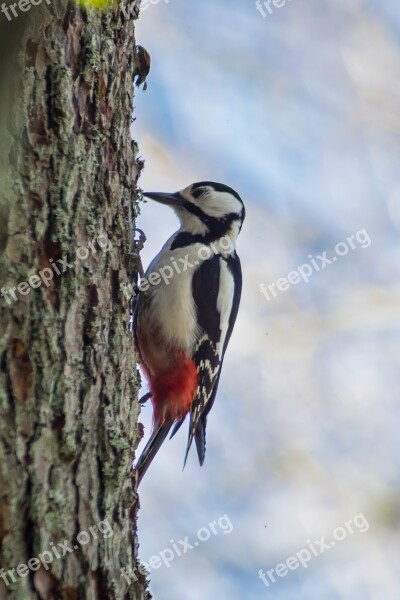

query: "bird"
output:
133 181 245 484
134 45 151 91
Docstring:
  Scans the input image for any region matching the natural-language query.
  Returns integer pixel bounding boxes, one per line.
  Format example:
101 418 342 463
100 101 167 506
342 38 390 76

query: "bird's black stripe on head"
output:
171 204 239 251
189 181 245 232
192 181 243 204
182 200 238 233
192 181 246 223
171 182 244 250
171 200 239 250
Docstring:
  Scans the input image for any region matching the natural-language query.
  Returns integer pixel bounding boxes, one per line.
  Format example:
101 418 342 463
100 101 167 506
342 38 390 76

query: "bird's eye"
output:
192 187 205 199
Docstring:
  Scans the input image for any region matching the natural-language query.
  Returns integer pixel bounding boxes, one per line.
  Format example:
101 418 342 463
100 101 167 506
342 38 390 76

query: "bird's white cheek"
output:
176 208 208 235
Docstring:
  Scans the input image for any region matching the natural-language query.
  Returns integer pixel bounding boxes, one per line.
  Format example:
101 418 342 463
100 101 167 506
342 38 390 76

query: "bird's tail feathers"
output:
136 421 172 485
194 418 206 466
169 417 186 439
183 415 206 469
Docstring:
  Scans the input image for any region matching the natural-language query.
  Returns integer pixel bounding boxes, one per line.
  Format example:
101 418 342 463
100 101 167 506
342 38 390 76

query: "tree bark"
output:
0 1 149 598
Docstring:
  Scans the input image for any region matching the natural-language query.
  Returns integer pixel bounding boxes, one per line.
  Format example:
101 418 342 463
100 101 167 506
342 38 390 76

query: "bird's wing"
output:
184 251 242 466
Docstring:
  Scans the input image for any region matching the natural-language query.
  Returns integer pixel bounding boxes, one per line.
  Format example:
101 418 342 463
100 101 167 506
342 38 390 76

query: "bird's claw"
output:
139 392 152 405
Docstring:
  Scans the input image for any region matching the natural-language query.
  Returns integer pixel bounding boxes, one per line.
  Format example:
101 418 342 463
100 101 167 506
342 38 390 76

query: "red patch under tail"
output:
150 357 198 428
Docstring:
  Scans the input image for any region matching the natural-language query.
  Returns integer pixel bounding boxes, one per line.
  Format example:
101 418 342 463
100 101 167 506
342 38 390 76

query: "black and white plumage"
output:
134 181 245 483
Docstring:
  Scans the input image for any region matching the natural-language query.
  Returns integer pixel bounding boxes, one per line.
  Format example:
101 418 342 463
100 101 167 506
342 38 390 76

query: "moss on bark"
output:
0 1 149 598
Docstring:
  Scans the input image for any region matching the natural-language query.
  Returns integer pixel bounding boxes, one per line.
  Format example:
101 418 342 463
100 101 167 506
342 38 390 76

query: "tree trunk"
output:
0 1 149 598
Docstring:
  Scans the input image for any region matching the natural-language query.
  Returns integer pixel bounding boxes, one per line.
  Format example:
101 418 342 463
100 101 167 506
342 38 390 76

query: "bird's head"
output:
144 181 245 241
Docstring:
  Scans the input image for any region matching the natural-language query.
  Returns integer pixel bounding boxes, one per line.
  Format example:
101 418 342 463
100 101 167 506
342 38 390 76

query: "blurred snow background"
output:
130 0 400 598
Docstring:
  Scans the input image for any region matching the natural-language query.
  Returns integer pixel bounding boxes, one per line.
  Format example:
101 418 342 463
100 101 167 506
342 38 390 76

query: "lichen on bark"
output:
0 1 149 598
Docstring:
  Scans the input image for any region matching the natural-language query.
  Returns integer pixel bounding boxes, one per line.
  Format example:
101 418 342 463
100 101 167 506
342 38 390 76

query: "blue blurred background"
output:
131 1 400 598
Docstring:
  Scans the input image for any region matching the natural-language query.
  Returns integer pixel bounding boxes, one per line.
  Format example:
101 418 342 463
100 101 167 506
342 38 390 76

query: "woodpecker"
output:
134 181 245 484
135 45 151 91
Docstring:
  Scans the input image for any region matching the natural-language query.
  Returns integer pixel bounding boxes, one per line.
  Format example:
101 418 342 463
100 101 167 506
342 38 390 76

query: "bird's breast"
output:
140 243 205 355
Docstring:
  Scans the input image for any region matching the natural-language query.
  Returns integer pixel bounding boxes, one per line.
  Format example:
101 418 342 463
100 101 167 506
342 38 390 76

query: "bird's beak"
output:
143 191 184 207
